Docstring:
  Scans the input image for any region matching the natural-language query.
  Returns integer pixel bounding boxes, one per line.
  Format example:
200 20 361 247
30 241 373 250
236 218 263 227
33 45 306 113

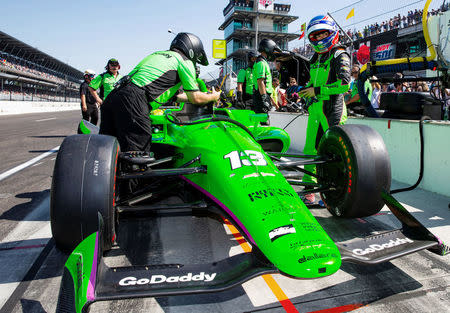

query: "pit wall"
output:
0 101 79 115
269 112 450 197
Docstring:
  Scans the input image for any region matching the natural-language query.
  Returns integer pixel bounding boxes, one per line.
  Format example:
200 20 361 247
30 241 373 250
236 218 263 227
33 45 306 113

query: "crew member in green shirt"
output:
89 58 122 105
252 39 282 113
236 50 257 109
99 33 220 153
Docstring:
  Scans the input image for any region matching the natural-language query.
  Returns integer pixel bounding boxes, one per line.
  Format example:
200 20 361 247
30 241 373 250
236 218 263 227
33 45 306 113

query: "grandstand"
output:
293 0 448 78
0 30 83 102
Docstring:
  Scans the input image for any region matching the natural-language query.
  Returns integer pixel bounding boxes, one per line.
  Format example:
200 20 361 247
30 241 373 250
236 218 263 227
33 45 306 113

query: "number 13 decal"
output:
224 150 268 170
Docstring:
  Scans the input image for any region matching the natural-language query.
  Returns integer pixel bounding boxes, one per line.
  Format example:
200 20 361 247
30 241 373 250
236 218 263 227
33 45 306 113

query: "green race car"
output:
51 105 448 313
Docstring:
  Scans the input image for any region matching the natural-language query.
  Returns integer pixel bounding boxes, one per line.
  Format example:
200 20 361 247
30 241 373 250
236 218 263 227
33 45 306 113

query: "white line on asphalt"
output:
31 162 43 167
35 117 56 122
0 146 59 182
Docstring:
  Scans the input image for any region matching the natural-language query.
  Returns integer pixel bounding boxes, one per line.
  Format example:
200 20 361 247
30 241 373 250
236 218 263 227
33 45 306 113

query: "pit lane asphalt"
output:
0 110 449 313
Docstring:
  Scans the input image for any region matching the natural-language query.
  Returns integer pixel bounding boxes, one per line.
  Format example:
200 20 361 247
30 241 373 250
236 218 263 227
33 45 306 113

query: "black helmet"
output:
258 39 282 61
170 32 209 66
247 50 258 68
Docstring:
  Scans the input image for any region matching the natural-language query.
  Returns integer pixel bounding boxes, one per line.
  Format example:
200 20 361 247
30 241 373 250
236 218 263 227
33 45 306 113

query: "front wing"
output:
56 192 448 313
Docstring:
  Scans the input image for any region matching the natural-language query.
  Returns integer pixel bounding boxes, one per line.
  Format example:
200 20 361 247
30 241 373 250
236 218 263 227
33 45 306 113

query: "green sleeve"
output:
89 75 102 90
237 69 246 83
178 60 199 92
196 78 208 92
254 62 266 80
317 80 349 96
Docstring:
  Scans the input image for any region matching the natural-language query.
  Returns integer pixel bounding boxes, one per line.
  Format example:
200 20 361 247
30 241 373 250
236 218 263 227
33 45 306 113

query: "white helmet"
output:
84 69 95 76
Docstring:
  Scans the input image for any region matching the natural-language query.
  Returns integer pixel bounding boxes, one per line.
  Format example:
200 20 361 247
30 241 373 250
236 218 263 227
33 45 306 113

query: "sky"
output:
0 0 440 78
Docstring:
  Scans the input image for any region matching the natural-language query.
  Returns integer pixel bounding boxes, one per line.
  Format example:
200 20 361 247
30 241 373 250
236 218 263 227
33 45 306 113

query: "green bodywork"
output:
152 108 341 277
63 231 99 312
69 108 342 312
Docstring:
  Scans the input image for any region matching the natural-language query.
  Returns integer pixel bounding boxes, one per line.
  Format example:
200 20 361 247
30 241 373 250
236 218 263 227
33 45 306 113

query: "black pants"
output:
100 84 152 153
81 105 99 125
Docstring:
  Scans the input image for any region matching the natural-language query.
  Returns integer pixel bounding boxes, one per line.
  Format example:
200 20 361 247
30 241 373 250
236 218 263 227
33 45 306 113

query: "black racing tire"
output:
317 124 391 218
50 134 120 253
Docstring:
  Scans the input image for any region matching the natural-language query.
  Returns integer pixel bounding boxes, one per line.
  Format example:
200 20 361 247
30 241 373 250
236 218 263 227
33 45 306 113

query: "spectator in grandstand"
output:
270 77 281 110
89 58 122 105
286 76 301 103
370 76 381 110
80 69 99 126
388 72 403 92
402 15 408 28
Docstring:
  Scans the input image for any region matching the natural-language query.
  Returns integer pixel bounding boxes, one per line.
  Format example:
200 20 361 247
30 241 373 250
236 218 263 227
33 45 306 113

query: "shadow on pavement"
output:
0 190 50 222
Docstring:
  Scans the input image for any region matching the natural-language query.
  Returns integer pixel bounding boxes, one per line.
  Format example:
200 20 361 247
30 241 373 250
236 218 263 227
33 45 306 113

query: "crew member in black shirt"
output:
80 69 99 125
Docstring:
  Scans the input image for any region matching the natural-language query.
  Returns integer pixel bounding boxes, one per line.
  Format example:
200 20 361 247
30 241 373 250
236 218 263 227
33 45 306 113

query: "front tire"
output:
50 134 119 252
317 124 391 218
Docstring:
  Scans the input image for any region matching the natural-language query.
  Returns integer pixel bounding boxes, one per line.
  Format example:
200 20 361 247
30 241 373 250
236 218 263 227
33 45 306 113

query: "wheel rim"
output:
318 142 349 209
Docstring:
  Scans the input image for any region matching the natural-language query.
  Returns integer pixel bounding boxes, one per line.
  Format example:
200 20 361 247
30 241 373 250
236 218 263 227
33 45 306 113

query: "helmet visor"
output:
309 30 330 42
197 50 209 66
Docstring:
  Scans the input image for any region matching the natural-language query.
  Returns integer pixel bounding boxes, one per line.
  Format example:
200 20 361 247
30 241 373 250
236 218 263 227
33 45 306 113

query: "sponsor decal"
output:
289 239 324 250
269 224 296 242
248 188 296 202
352 237 414 256
262 207 288 216
154 52 173 59
373 43 396 61
119 272 216 286
258 0 273 10
298 252 337 264
243 173 260 179
300 222 322 232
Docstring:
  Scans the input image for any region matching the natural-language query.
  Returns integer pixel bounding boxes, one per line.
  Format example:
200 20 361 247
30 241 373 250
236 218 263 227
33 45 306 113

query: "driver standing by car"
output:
298 15 351 204
99 33 220 153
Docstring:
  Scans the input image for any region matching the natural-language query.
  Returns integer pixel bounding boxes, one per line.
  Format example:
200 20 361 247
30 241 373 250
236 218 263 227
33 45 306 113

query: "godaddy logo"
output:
352 238 414 256
119 272 216 286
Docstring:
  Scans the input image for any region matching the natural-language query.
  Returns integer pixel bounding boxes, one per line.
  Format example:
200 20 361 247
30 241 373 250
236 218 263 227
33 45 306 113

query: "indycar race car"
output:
51 104 448 313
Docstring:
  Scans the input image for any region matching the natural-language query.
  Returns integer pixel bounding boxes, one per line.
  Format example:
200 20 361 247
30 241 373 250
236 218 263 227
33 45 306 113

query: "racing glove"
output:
236 90 245 109
261 93 272 113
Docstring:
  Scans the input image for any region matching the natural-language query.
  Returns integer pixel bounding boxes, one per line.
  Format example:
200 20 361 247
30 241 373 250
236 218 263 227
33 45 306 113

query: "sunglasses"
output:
109 62 119 66
351 71 359 74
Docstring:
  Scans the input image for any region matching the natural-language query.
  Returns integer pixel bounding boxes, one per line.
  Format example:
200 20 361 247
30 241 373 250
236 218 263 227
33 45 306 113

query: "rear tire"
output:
317 124 391 218
50 134 119 252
